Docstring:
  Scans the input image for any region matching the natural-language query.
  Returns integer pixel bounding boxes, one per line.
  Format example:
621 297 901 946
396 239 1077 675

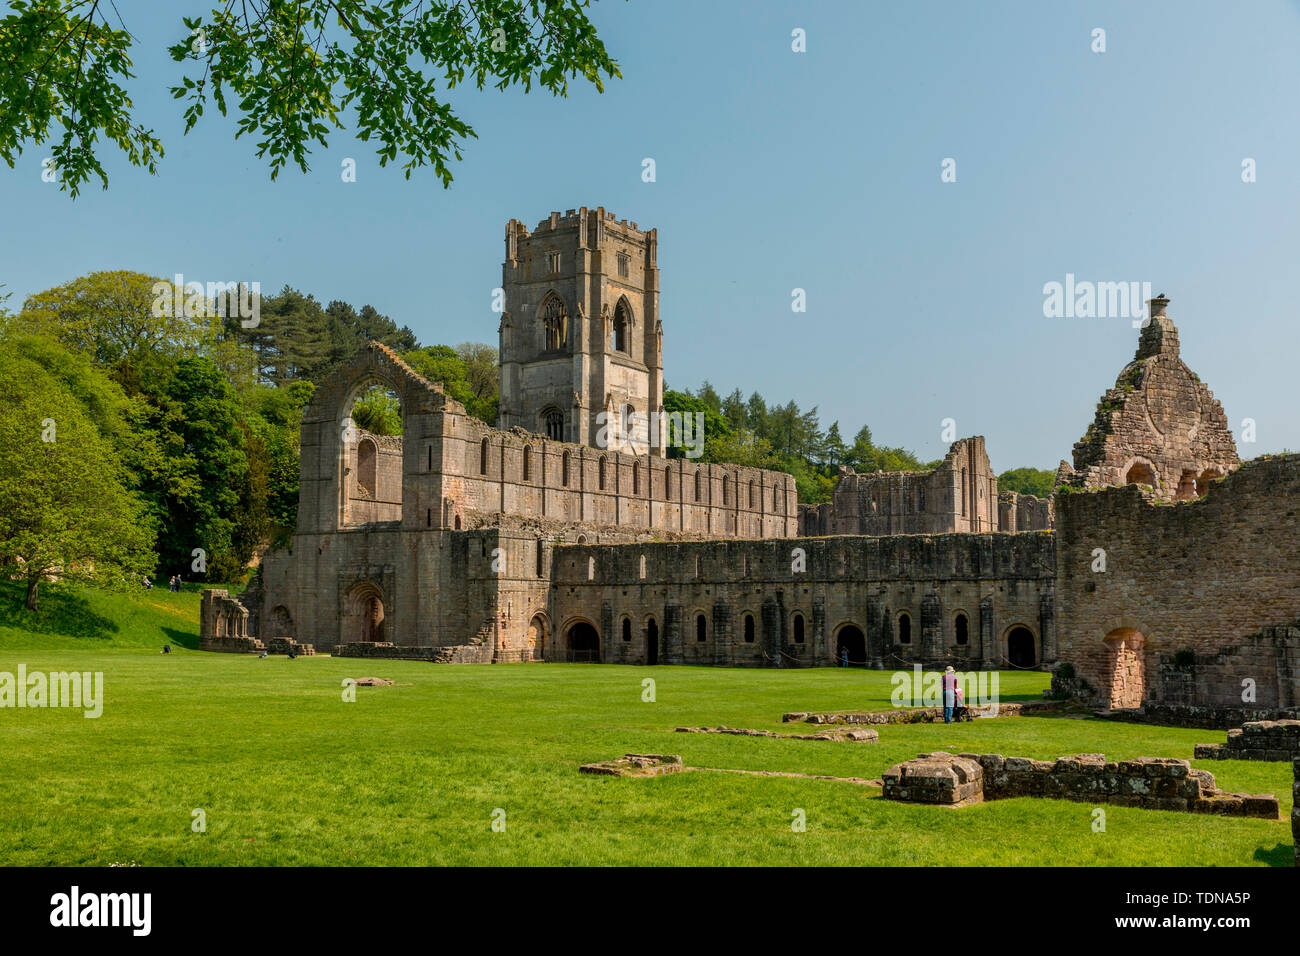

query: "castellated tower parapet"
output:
498 207 664 456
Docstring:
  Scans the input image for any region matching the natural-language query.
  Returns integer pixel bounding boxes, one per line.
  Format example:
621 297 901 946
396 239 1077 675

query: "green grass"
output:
0 583 1293 866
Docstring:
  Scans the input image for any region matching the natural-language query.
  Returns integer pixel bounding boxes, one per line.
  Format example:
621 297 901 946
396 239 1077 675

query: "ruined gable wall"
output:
1069 312 1239 497
1055 454 1300 708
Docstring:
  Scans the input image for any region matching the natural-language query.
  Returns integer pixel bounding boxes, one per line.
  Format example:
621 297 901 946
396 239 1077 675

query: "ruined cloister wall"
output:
807 437 1003 537
1055 454 1300 710
549 532 1056 668
998 492 1054 532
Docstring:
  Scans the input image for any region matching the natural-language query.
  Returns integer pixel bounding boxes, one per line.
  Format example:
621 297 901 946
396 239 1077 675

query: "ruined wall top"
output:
302 340 459 426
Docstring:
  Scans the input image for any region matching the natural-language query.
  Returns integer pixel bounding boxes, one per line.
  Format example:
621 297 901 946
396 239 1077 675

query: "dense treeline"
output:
664 383 939 503
0 271 492 606
1 270 1050 608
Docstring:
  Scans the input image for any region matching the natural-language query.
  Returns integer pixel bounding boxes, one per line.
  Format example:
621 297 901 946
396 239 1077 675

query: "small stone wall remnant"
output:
782 700 1062 725
882 751 1278 818
1194 720 1300 761
881 752 983 807
579 754 683 778
675 726 877 742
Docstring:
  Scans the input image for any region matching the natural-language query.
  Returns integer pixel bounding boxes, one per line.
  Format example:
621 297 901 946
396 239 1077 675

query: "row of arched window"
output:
891 610 970 646
537 292 634 355
476 436 786 510
614 611 809 645
606 610 994 649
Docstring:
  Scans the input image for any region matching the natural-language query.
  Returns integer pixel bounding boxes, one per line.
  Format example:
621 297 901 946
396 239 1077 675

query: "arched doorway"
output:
646 618 659 665
835 625 866 667
565 621 601 663
1006 626 1037 668
527 613 547 661
1103 627 1146 709
344 583 387 644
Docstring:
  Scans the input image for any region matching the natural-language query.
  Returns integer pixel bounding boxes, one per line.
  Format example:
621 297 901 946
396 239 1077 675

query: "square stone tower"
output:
498 207 665 457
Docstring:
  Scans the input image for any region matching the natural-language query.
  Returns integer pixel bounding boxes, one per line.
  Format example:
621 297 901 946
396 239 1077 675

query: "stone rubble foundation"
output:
1194 719 1300 762
579 754 684 778
675 725 878 742
883 751 1279 818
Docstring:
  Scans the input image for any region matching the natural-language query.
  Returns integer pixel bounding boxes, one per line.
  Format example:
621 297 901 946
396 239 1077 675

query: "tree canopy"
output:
1 0 622 196
0 332 155 609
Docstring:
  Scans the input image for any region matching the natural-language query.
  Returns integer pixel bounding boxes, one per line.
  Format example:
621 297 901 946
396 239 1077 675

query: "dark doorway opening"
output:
1007 627 1037 668
836 625 867 667
565 621 601 663
646 619 659 665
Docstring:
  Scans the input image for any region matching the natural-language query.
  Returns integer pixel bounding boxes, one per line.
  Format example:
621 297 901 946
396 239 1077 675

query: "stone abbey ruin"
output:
200 206 1300 720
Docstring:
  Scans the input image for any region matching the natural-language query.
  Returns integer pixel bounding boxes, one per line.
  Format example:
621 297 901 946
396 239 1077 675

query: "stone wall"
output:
1194 720 1300 762
549 532 1056 668
1055 454 1300 709
804 437 1001 537
998 491 1054 532
254 338 797 661
883 751 1279 817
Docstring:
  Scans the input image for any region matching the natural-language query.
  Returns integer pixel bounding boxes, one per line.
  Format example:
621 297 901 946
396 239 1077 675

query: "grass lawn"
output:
0 582 1294 866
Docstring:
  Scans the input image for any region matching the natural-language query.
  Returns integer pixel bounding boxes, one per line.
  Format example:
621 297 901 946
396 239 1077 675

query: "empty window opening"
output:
545 409 564 442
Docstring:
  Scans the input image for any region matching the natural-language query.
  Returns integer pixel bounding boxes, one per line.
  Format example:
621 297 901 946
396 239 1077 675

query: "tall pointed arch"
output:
540 292 568 351
613 296 634 354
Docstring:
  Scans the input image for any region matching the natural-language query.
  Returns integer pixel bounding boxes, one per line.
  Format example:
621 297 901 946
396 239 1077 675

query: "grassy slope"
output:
0 583 1293 866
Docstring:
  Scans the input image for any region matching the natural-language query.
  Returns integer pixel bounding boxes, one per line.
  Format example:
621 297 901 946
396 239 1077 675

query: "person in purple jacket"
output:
942 666 958 723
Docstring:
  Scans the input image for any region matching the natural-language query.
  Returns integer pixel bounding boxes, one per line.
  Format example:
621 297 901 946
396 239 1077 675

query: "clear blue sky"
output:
2 0 1298 471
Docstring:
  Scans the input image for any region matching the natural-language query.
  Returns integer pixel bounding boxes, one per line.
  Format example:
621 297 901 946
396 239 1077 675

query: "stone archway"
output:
1123 460 1156 488
1006 626 1038 668
343 582 387 644
527 613 547 661
1103 627 1146 709
565 620 601 663
835 624 867 667
646 618 659 665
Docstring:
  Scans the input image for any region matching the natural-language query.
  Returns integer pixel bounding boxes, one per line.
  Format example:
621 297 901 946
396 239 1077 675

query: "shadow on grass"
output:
161 625 200 651
1253 843 1296 867
0 580 120 639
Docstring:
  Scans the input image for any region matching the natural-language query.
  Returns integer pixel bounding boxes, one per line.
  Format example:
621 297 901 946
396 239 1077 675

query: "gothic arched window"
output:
544 408 564 441
613 298 631 354
542 294 567 351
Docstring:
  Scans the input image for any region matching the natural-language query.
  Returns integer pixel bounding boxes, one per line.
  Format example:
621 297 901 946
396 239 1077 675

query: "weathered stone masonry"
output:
198 214 1300 710
549 532 1056 668
1054 454 1300 711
